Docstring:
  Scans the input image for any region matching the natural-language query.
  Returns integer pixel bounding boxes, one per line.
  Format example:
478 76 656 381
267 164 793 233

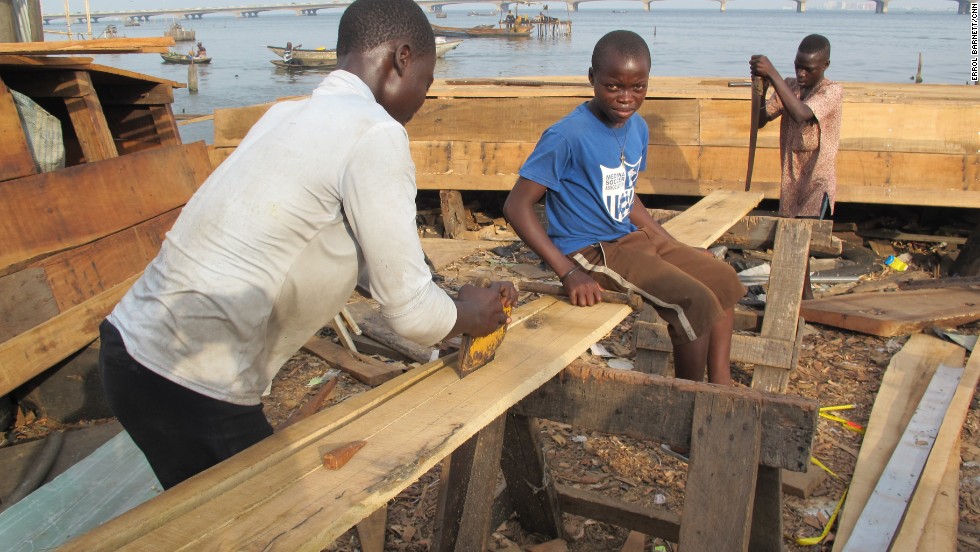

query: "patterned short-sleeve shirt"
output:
766 77 843 217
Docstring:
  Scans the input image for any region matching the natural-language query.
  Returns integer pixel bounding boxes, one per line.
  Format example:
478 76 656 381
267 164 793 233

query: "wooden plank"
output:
407 97 700 146
0 272 140 397
148 105 180 146
302 335 404 386
500 414 563 539
679 392 761 551
752 220 812 393
432 415 506 552
658 190 764 247
892 345 980 550
0 37 175 55
556 484 679 542
212 101 276 147
439 190 467 239
60 297 629 551
63 71 118 162
914 446 959 552
343 301 437 365
699 99 976 155
515 362 816 471
0 54 95 67
832 334 965 550
842 363 961 552
0 78 39 182
634 321 795 368
704 213 833 250
0 142 210 276
34 208 177 312
419 238 497 271
800 288 980 337
0 268 60 342
858 228 969 245
354 507 386 552
748 466 784 552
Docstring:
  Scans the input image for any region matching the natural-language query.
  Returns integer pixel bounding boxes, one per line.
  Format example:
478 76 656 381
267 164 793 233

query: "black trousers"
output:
99 320 274 489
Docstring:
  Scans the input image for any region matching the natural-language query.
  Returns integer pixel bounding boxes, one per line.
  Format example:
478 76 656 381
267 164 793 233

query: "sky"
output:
45 0 953 14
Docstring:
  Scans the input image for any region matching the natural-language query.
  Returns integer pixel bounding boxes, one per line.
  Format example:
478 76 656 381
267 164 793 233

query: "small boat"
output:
270 58 337 70
160 52 211 64
268 38 462 64
98 25 119 39
267 45 337 63
164 22 195 42
124 19 140 27
435 37 463 58
431 23 532 38
435 11 447 18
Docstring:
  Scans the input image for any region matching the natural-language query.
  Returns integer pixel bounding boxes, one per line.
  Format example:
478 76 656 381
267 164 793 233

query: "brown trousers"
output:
569 227 746 345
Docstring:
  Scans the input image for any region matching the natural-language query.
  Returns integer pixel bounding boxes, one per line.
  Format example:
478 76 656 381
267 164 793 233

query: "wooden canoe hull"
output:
160 53 211 64
270 58 336 69
431 23 532 38
208 76 980 208
266 45 337 62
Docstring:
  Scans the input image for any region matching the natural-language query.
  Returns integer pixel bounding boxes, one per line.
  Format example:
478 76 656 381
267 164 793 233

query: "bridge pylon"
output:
713 0 727 12
796 0 806 12
955 0 972 14
873 0 889 13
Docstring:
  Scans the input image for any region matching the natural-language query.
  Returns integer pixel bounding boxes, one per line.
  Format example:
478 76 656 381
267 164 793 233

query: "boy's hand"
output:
749 55 776 82
561 270 605 307
456 280 518 337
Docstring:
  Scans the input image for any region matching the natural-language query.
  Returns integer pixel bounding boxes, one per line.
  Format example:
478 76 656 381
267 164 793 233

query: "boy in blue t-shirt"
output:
503 30 745 387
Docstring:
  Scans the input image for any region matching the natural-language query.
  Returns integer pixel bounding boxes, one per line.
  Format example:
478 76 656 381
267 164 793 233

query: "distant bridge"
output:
41 0 974 24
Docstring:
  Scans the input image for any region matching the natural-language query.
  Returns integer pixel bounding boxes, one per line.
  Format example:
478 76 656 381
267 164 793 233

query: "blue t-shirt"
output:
519 102 649 254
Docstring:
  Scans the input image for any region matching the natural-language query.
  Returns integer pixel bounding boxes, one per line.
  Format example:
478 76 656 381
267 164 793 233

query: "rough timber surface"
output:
800 287 980 337
60 297 631 551
832 334 966 551
207 77 978 207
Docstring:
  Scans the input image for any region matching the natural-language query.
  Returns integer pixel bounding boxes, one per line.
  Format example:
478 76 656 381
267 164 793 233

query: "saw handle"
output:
519 281 644 310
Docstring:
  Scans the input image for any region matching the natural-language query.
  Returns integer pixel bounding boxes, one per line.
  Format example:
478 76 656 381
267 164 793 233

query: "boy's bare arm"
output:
749 54 815 125
503 177 605 306
628 196 674 241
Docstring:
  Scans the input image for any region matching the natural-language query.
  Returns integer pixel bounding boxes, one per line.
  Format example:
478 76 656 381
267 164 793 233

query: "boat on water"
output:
124 19 140 27
435 11 447 18
164 22 195 42
431 23 532 38
160 52 212 64
267 45 337 63
270 58 337 70
435 37 464 57
266 37 462 63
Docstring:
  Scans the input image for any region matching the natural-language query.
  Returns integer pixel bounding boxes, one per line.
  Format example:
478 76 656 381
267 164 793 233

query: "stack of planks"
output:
206 76 980 209
0 56 208 399
832 334 980 551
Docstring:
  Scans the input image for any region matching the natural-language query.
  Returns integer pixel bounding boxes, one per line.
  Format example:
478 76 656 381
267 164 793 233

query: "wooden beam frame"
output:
514 362 817 472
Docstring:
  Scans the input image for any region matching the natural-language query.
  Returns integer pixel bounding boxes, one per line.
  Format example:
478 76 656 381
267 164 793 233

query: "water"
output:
64 8 969 142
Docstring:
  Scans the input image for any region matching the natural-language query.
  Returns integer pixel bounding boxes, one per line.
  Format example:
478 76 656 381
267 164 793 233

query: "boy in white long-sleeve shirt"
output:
99 0 516 489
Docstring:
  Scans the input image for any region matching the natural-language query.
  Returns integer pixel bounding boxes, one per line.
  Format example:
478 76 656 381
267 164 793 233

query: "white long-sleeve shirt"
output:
109 71 456 405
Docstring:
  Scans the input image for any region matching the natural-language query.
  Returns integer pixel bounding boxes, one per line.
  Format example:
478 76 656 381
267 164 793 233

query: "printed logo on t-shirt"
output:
601 158 641 222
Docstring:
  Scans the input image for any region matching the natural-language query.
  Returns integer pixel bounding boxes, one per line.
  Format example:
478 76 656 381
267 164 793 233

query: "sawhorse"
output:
434 363 818 551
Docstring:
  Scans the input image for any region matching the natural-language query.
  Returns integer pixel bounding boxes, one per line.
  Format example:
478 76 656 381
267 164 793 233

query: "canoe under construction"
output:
209 76 980 209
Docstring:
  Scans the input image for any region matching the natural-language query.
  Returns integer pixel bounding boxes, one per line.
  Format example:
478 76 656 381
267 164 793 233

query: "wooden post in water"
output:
914 52 923 84
187 60 198 93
